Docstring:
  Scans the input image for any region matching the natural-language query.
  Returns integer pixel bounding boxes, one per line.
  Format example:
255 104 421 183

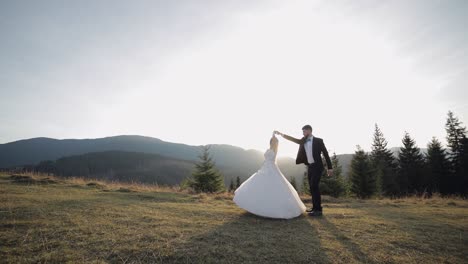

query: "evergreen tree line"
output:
349 111 468 198
299 153 347 198
186 111 467 198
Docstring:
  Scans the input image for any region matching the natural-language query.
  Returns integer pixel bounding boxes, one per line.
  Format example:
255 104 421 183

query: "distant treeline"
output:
34 151 194 185
348 111 467 197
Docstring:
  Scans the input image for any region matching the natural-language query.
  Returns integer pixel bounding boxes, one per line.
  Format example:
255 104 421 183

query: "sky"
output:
1 0 467 157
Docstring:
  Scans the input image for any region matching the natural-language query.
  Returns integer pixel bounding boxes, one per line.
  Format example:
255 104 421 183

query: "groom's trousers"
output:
307 163 323 211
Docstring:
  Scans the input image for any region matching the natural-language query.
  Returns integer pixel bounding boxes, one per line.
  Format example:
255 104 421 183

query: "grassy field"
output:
0 173 467 263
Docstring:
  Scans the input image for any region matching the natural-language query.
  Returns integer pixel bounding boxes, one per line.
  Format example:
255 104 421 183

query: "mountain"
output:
0 135 353 185
0 135 200 168
43 151 195 185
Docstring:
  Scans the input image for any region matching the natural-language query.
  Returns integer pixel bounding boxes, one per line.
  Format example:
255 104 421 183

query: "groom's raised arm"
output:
281 133 302 144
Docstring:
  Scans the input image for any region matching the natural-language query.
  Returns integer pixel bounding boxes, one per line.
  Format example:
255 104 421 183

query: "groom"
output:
275 125 333 216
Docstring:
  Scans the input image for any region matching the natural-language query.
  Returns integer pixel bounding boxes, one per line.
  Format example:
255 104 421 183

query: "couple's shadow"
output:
162 212 331 263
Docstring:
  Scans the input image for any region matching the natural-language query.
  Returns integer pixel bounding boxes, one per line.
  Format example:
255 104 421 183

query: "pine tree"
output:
235 176 241 189
445 111 467 194
188 145 225 193
289 176 298 191
426 137 451 195
459 138 468 196
302 171 310 195
319 153 346 197
371 124 398 196
397 132 425 195
350 146 375 198
229 178 235 192
446 111 467 167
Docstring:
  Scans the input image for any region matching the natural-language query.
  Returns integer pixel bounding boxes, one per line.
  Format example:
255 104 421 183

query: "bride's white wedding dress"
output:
233 148 306 219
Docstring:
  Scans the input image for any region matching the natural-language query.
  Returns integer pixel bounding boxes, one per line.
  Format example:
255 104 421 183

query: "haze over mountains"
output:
0 135 356 185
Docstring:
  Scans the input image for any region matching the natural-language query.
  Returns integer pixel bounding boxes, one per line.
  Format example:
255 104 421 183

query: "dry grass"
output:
10 172 184 193
0 172 467 263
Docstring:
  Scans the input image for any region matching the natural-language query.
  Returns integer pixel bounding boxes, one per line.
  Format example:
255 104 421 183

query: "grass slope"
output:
0 173 467 263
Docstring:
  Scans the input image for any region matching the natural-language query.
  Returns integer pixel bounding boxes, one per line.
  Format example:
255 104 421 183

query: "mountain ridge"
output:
0 135 354 184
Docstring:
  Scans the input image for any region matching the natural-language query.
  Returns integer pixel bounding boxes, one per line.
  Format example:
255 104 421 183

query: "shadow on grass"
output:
315 216 374 263
351 205 468 261
158 212 330 264
95 190 197 204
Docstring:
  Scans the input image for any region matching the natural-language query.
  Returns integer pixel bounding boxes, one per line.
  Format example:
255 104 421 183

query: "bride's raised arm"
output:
270 134 279 154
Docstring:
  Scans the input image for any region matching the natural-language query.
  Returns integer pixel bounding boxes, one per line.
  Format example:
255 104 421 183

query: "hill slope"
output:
0 135 204 167
47 151 195 185
1 173 467 263
0 135 309 182
0 135 354 184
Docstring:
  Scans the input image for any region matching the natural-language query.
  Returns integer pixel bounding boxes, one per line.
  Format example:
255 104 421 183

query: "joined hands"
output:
274 130 283 136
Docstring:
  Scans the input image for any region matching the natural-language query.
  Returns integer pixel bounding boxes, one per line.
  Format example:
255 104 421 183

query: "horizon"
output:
0 133 429 157
1 0 467 158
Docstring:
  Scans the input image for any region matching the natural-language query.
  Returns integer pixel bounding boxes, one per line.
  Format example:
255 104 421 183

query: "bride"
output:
233 133 306 219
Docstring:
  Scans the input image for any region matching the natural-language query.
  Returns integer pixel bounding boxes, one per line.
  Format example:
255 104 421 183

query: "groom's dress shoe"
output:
308 211 323 216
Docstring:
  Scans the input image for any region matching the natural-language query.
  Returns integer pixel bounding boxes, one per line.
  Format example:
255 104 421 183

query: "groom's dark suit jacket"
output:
283 134 332 170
